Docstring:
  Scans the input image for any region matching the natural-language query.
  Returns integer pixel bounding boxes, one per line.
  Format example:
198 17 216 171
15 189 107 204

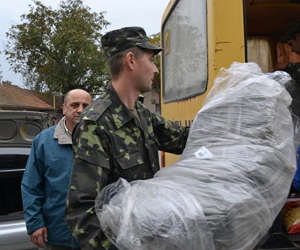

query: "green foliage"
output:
0 56 2 80
4 0 110 94
149 32 161 94
2 80 12 85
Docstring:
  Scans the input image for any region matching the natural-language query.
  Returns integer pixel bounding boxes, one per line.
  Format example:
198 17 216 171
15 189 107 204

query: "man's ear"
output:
62 104 66 115
125 52 135 70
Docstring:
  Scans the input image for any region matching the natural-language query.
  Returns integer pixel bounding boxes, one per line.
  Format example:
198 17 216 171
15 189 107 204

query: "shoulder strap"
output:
82 99 112 122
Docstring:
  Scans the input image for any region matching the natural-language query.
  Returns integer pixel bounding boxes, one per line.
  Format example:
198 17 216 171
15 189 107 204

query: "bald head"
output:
63 89 92 132
64 89 91 104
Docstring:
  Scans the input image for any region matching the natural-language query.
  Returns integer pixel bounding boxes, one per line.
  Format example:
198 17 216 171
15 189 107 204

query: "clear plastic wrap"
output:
95 62 297 250
266 70 300 150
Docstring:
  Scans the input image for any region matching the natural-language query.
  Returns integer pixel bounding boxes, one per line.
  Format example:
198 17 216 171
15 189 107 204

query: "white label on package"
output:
194 146 213 159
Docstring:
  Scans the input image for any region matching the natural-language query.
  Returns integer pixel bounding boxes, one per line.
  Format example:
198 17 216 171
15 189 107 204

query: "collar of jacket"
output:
53 116 72 145
105 83 148 129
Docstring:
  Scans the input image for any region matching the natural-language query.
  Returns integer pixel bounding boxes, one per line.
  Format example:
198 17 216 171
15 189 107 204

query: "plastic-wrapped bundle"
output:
95 62 296 250
266 71 300 150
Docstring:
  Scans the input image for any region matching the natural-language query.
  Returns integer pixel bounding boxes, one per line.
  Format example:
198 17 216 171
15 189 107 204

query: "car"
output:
0 110 52 250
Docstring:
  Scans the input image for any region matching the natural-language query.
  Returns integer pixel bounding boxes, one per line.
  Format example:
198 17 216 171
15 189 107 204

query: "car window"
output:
0 154 28 220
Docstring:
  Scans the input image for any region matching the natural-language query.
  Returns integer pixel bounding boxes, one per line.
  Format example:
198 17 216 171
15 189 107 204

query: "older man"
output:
21 89 92 250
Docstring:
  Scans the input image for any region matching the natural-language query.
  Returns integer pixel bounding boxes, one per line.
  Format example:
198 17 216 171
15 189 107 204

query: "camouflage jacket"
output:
66 83 189 250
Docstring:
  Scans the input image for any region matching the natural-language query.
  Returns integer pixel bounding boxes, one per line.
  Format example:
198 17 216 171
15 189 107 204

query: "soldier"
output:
66 26 190 250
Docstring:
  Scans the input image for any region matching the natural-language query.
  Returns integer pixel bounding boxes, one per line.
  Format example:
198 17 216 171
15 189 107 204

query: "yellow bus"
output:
160 0 300 167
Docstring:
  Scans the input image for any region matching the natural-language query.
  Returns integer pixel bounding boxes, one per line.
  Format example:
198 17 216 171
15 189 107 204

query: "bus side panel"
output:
161 0 246 167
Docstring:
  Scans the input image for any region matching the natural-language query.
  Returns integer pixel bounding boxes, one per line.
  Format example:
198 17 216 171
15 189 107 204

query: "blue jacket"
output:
293 144 300 192
21 117 80 248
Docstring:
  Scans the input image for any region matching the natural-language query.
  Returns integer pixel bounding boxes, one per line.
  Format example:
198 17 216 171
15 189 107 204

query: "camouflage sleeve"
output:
66 121 112 250
284 63 300 84
151 112 189 154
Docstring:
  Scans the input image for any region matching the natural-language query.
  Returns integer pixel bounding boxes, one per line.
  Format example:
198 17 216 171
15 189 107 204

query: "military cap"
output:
283 21 300 43
101 26 163 59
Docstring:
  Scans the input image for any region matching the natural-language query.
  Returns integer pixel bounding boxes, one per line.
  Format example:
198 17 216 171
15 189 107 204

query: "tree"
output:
149 32 162 94
0 54 2 83
4 0 110 94
2 80 12 85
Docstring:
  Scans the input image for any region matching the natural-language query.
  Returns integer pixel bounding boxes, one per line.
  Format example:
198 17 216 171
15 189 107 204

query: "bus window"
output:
162 0 208 104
